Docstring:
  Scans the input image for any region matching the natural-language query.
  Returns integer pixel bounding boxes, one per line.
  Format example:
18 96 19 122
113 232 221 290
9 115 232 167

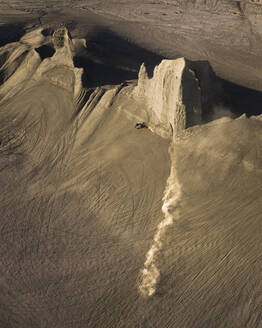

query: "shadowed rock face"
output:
53 27 66 48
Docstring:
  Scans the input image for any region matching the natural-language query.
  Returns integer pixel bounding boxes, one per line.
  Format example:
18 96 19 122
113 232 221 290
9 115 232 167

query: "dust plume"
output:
211 105 234 120
138 145 182 297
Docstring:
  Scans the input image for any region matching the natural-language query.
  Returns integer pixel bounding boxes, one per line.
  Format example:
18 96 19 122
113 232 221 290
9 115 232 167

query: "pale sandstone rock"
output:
134 58 202 138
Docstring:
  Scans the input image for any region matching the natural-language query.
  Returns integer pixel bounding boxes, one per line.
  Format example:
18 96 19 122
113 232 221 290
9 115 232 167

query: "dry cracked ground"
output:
0 1 262 328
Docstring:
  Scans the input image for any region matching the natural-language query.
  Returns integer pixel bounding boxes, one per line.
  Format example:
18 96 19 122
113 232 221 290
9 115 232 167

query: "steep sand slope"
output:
0 27 261 328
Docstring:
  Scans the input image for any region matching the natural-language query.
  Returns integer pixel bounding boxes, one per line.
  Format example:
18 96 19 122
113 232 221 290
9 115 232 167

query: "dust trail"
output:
138 145 182 297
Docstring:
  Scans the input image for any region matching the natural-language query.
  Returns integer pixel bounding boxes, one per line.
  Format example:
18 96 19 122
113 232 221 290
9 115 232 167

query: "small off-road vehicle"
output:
135 122 148 129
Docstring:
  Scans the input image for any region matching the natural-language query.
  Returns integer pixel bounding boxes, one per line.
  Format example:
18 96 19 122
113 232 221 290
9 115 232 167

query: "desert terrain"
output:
0 1 262 327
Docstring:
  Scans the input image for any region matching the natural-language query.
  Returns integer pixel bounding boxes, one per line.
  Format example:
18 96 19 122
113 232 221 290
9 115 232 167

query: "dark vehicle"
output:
135 122 148 129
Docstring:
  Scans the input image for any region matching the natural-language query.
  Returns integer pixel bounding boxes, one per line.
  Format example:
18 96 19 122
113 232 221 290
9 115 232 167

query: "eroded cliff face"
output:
0 26 207 140
0 27 82 102
134 59 202 137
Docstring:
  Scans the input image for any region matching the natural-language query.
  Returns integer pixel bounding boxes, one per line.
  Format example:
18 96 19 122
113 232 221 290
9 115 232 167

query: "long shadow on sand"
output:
222 80 262 118
187 60 262 122
73 29 163 87
0 24 26 47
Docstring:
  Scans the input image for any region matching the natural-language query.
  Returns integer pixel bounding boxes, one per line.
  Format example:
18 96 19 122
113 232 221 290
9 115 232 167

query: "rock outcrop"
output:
0 27 85 105
0 26 226 142
134 58 202 138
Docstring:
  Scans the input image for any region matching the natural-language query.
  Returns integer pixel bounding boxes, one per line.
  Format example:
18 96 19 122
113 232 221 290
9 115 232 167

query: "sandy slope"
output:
0 26 261 328
0 28 170 327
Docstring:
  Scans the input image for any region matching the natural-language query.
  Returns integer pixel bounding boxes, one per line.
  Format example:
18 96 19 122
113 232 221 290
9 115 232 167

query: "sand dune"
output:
0 24 261 328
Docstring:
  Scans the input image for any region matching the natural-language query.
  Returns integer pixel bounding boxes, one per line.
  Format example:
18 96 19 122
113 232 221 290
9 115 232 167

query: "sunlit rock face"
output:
0 26 87 165
134 58 202 137
0 27 86 103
